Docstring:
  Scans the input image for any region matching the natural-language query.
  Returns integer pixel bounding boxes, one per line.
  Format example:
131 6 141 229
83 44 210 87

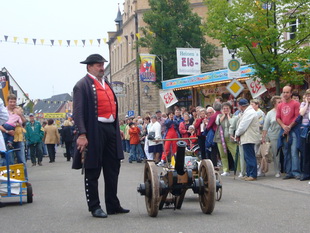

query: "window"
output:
289 17 302 40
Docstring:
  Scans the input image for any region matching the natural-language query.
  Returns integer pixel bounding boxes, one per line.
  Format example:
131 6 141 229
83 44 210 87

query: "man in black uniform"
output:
72 54 129 218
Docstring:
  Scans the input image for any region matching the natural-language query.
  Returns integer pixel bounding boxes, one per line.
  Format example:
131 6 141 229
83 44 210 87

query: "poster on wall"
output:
245 77 267 98
160 89 178 108
139 54 156 82
176 48 201 75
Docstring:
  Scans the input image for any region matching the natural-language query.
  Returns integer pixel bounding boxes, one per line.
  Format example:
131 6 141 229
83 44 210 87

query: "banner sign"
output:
43 113 66 119
227 59 241 78
162 65 255 90
226 79 244 98
160 90 178 108
176 48 201 75
246 77 267 98
139 54 156 82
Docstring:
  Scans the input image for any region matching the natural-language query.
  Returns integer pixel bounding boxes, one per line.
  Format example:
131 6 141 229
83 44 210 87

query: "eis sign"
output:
176 48 201 75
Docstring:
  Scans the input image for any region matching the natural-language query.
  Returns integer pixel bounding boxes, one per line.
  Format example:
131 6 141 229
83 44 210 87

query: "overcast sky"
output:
0 0 122 99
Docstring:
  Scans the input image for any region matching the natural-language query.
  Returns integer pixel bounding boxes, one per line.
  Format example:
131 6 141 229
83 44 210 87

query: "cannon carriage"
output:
137 140 222 217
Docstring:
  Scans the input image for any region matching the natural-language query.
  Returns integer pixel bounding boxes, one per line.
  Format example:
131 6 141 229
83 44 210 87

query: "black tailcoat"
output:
72 75 124 169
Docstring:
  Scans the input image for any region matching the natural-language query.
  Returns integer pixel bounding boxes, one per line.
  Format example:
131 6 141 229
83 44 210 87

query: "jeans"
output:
282 131 300 177
129 144 141 162
29 142 43 164
243 143 257 178
122 140 126 152
125 140 130 153
13 141 28 179
42 143 47 155
3 123 15 144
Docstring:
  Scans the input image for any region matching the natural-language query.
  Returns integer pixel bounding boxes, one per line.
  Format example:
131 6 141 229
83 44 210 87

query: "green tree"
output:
138 0 216 93
204 0 310 94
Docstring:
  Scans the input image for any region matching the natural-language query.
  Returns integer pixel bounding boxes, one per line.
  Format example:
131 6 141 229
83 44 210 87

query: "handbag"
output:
147 131 155 140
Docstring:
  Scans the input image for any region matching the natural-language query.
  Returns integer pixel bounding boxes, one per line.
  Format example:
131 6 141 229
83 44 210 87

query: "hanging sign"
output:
227 59 241 78
226 79 244 98
176 48 201 75
160 89 178 108
139 54 156 82
245 77 267 98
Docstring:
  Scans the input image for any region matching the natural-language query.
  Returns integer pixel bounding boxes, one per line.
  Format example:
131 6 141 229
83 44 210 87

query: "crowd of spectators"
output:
119 86 310 182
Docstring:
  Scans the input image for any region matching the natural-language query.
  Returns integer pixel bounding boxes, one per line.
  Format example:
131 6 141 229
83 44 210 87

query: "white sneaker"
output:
238 173 244 178
221 172 230 176
275 173 281 178
257 172 265 177
217 161 222 167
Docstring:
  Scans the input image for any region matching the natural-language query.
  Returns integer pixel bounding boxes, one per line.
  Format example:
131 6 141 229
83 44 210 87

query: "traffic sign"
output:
226 79 244 98
127 110 135 117
228 59 241 78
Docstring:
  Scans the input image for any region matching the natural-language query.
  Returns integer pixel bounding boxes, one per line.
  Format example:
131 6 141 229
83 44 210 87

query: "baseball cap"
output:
238 99 249 106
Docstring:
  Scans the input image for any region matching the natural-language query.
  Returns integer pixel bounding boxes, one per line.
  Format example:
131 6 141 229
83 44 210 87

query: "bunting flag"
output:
136 33 140 39
117 36 121 42
1 34 108 47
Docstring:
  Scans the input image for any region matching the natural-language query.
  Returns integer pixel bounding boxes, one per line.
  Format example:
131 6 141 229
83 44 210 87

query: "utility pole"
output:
135 12 141 116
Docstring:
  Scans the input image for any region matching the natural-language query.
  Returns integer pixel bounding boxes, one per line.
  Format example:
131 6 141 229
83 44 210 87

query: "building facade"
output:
108 0 224 119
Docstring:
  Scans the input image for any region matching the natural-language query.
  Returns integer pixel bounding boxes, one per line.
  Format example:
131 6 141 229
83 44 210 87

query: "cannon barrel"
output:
175 141 187 175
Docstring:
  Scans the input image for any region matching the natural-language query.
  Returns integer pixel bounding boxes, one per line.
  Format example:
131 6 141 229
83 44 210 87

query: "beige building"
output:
108 0 223 119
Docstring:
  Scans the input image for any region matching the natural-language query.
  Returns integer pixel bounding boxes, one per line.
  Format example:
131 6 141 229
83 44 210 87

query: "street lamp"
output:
228 48 237 59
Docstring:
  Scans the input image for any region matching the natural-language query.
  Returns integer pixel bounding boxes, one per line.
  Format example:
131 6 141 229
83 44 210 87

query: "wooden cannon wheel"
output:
144 161 160 217
198 159 216 214
215 171 223 201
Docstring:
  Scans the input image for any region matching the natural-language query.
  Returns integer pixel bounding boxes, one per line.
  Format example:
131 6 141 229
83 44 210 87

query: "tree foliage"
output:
204 0 310 94
138 0 216 91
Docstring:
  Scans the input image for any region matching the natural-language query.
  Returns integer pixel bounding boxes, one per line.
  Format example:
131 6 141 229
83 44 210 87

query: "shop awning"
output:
162 65 255 90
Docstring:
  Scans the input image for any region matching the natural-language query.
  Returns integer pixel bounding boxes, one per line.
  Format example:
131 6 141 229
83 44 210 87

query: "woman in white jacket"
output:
148 115 163 162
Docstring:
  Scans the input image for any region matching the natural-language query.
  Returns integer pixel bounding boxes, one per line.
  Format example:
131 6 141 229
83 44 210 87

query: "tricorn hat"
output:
80 54 108 64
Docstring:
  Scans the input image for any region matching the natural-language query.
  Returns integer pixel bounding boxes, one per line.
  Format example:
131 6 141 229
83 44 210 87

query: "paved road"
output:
1 147 310 233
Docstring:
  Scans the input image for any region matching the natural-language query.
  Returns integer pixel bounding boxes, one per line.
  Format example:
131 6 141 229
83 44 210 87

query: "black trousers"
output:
46 144 56 162
198 136 206 159
85 122 121 212
65 141 73 161
301 137 310 177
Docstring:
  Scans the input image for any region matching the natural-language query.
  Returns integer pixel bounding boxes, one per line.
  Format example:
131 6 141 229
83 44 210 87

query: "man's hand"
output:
8 130 15 136
283 125 290 134
77 135 88 153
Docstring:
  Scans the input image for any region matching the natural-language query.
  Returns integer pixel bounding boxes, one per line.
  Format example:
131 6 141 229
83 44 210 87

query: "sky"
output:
0 0 122 100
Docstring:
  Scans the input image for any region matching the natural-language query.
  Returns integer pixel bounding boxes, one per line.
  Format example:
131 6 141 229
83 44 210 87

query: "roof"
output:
33 93 72 114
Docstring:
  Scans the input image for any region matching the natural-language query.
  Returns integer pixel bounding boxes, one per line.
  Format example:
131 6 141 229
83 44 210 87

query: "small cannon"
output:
137 141 217 217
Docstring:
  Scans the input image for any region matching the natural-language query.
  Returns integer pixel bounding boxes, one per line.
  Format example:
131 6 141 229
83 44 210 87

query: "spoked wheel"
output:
144 161 160 217
215 171 223 201
198 159 216 214
27 183 33 203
